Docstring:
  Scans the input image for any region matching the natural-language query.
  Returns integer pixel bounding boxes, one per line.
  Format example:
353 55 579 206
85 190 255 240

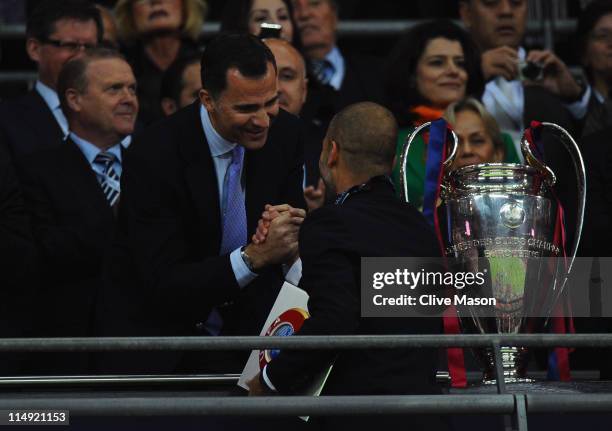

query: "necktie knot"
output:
230 145 245 167
93 151 121 208
310 59 334 86
94 151 118 172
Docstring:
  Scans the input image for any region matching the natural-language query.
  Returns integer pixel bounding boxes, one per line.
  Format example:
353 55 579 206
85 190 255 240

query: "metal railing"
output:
0 334 611 351
0 334 611 431
0 20 579 39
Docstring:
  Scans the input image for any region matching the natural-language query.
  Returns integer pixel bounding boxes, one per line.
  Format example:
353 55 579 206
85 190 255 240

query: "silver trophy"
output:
399 122 586 384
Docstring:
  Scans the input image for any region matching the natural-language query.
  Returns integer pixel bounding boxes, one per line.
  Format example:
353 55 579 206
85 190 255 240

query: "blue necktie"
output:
219 145 247 255
205 145 246 336
311 59 334 86
93 151 121 207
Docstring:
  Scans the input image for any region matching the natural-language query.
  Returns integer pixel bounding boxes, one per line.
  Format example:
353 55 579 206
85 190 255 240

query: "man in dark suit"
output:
0 142 37 374
0 0 102 158
16 48 138 373
96 34 306 374
460 0 583 261
569 128 612 380
248 102 448 430
459 0 587 144
291 0 384 132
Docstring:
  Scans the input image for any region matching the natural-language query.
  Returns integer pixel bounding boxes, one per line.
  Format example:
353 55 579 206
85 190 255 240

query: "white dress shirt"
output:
70 132 128 180
482 47 590 159
325 46 346 92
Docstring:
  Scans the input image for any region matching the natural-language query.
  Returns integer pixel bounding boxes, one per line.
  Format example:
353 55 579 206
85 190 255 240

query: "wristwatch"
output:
240 246 258 273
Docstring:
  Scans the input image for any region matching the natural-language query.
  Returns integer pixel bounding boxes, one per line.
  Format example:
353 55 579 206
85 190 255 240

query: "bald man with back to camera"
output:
248 102 449 431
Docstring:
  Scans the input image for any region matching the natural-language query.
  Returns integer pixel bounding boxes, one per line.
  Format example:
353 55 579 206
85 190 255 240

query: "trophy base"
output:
479 346 533 385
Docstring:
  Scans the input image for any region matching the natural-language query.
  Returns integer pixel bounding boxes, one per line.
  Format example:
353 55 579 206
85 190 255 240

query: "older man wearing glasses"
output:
0 0 102 158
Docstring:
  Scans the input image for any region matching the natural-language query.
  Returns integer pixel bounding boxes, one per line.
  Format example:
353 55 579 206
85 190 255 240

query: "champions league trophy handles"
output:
519 122 587 272
399 121 459 203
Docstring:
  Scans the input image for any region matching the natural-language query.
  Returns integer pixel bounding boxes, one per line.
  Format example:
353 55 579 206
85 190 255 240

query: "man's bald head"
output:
325 102 398 177
264 38 307 115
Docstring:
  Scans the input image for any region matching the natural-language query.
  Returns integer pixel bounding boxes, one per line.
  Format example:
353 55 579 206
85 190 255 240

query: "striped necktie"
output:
310 59 334 86
93 151 121 207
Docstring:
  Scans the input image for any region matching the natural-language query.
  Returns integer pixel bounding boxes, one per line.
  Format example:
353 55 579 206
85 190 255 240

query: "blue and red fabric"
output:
524 121 573 381
422 118 467 388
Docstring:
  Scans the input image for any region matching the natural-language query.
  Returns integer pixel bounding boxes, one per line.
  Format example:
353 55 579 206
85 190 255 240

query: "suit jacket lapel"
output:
22 90 64 145
62 139 114 221
178 103 222 253
245 151 266 238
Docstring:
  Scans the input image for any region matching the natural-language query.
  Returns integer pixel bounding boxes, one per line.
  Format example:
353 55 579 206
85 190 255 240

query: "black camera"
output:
519 61 544 81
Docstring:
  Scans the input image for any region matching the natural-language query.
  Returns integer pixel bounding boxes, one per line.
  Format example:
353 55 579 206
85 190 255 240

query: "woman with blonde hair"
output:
443 97 517 171
114 0 207 123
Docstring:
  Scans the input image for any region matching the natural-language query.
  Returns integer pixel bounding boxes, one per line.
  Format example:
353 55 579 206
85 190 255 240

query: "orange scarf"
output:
409 105 445 126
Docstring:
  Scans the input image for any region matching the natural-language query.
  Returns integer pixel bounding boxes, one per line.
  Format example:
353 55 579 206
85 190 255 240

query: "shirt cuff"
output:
262 365 277 392
229 247 258 289
283 258 303 286
565 84 591 120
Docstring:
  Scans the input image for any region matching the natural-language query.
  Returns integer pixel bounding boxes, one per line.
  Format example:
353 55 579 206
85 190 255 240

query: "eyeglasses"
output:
40 37 97 52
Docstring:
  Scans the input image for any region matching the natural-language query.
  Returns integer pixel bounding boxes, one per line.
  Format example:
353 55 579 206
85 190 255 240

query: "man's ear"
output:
26 38 42 63
199 88 215 113
161 98 178 116
327 139 339 168
458 1 472 28
65 89 81 113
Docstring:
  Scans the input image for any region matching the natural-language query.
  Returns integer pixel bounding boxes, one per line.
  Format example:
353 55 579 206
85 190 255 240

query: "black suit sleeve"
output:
120 146 240 320
0 146 36 283
266 208 359 393
15 157 105 280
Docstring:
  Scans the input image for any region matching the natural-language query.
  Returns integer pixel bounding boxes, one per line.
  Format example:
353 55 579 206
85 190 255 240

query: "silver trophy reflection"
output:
399 122 586 384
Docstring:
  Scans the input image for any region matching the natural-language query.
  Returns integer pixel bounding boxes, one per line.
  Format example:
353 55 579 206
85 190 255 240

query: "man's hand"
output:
252 204 306 244
247 372 274 396
481 46 519 81
526 50 583 101
304 178 326 212
246 209 304 269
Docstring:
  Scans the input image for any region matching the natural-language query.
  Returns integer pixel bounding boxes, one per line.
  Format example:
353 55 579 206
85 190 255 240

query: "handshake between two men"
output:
244 178 327 270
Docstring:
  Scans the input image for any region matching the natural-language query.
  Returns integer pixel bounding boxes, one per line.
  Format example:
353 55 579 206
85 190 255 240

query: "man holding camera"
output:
459 0 589 146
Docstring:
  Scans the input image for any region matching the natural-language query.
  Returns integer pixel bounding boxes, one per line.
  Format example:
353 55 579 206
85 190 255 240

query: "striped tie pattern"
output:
310 59 334 86
93 151 121 207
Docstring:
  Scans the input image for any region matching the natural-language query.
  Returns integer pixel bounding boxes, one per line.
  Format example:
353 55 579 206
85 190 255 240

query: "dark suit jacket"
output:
523 86 581 250
0 142 37 336
265 178 448 430
266 178 443 395
303 120 325 187
301 50 384 132
15 139 116 372
0 90 64 158
96 103 305 373
0 143 36 374
0 142 35 293
523 85 576 133
570 128 612 379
